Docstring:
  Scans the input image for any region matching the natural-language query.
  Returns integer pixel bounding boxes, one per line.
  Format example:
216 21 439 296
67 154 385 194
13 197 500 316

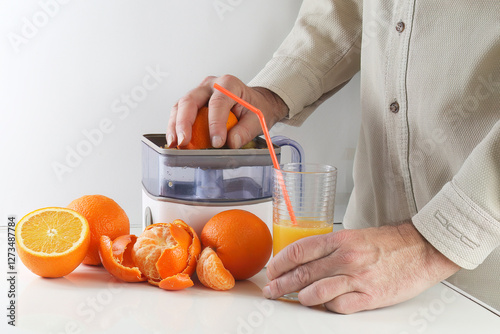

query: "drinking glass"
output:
272 163 337 301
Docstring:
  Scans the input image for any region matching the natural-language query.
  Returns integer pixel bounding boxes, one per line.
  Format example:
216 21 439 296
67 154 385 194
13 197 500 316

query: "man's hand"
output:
262 222 460 314
167 75 288 149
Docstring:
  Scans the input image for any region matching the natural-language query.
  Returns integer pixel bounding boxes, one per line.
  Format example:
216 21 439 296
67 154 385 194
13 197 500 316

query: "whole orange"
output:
68 195 130 265
200 209 272 280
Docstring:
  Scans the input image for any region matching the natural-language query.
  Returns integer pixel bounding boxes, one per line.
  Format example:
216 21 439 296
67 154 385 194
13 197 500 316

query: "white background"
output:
0 0 361 228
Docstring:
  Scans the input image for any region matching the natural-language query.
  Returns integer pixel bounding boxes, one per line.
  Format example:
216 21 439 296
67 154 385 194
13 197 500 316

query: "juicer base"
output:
142 189 273 238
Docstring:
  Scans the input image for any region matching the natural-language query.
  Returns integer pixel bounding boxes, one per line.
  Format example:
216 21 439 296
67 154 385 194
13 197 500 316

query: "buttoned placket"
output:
384 0 418 217
396 0 418 216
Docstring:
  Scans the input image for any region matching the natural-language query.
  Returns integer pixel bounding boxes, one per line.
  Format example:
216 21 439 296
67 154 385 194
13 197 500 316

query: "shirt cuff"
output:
248 56 323 126
412 181 500 269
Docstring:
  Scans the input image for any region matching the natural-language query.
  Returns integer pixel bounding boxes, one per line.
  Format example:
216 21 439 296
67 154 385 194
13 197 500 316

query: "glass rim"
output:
274 162 337 174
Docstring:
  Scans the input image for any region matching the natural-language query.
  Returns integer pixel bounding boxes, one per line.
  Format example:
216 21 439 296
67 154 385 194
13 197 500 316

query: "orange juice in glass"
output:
273 219 333 255
272 163 337 301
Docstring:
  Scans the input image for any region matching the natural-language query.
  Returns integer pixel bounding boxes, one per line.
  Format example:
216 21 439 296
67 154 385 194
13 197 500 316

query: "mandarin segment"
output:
99 235 146 283
15 207 90 278
132 224 176 282
196 247 235 291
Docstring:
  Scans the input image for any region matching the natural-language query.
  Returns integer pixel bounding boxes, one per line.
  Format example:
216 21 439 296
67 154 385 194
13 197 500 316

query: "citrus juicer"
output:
141 134 303 236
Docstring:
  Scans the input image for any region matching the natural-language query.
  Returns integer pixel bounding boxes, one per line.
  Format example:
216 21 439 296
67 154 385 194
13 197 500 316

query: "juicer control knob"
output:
144 206 153 229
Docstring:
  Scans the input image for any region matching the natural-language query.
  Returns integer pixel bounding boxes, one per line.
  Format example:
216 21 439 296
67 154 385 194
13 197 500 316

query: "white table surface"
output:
1 228 498 334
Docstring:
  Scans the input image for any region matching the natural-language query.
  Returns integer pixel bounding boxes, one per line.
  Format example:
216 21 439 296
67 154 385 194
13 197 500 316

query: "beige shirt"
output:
249 0 500 310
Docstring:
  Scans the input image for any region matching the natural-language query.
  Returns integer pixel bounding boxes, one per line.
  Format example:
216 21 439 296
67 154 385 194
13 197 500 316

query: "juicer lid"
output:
142 134 280 168
142 134 280 156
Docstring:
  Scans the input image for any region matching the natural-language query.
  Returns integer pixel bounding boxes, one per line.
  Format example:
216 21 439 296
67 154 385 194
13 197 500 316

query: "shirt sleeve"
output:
248 0 363 126
412 120 500 269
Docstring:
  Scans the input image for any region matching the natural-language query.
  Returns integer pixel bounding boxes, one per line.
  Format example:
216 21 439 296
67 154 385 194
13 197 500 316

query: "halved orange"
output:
15 207 90 278
132 220 201 290
99 235 146 282
196 247 235 291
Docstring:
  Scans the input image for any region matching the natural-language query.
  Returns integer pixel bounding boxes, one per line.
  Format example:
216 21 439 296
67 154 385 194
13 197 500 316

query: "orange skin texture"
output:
178 106 238 149
99 235 146 283
196 247 235 291
17 239 89 278
201 209 272 280
156 224 191 278
68 195 130 266
159 273 194 290
132 220 201 290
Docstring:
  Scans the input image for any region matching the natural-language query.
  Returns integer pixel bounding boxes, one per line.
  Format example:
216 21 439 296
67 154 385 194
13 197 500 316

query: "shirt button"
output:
396 21 405 33
390 102 400 113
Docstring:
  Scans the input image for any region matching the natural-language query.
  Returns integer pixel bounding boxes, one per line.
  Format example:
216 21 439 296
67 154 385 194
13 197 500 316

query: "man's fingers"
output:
297 276 353 306
166 105 178 147
323 291 373 314
175 96 199 147
207 91 235 148
207 75 244 148
226 111 260 149
168 75 285 149
171 74 243 149
266 233 339 281
299 276 373 314
167 76 215 147
263 254 347 300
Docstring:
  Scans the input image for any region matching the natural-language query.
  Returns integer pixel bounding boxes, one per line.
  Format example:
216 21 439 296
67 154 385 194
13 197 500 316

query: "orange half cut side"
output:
15 207 90 278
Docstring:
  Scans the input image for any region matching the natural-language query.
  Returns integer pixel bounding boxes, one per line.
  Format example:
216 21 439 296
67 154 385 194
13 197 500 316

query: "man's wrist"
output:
252 86 289 126
397 221 460 280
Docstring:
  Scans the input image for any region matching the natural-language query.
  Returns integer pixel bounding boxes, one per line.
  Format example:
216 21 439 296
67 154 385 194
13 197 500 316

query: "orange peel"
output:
196 247 235 291
156 223 191 279
159 273 194 290
132 220 201 291
99 235 146 283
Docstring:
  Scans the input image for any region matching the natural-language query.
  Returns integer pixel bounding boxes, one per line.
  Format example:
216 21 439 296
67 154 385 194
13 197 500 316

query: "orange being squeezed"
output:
272 219 333 256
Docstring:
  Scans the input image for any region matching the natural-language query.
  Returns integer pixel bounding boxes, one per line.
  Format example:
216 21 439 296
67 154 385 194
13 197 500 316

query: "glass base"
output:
280 292 299 301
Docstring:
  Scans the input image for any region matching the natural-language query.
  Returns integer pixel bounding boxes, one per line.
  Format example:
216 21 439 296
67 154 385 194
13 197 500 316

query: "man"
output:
167 0 500 313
